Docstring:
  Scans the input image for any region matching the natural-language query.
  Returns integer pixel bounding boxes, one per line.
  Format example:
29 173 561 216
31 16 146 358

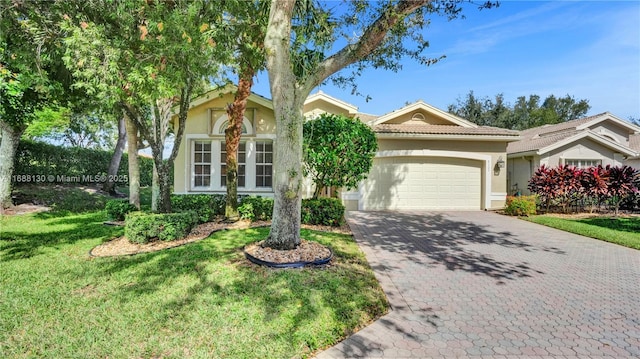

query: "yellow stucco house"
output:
173 86 520 211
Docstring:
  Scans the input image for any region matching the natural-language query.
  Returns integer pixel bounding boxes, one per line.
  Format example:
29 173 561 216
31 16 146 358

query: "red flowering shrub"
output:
528 164 639 214
606 165 639 215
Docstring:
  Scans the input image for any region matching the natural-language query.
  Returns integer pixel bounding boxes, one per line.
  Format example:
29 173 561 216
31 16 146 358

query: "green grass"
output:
524 215 640 250
0 211 387 359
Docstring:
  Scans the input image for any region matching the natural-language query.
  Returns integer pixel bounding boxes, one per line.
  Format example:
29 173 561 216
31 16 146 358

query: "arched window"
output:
600 133 619 143
218 120 248 134
411 112 426 121
211 114 253 135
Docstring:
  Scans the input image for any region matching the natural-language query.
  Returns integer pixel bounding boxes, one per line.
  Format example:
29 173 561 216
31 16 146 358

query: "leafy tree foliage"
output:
0 0 75 209
23 106 117 150
303 114 377 199
61 0 227 212
448 92 591 130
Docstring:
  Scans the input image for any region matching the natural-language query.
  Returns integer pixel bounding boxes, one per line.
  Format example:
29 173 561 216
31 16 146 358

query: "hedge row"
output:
14 140 160 186
113 194 346 245
166 194 346 227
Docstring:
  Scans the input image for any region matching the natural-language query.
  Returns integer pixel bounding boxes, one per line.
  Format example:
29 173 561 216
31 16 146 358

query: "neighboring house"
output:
173 86 520 211
507 112 640 195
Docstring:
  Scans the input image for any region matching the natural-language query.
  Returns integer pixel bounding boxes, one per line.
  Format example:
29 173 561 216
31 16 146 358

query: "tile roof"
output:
517 113 607 139
507 129 582 153
355 112 379 124
508 112 640 155
374 123 519 136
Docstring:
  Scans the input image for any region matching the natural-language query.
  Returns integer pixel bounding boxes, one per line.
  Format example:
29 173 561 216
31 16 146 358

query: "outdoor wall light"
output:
496 156 505 169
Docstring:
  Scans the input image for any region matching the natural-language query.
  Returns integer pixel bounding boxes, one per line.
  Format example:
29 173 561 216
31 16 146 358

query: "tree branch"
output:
303 0 429 92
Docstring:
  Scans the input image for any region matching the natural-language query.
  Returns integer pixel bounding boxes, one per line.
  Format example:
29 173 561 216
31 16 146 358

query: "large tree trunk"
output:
0 122 23 210
225 74 254 221
265 94 306 249
148 98 174 214
149 153 172 213
103 115 127 195
151 162 159 212
264 0 305 250
158 162 172 214
124 113 140 210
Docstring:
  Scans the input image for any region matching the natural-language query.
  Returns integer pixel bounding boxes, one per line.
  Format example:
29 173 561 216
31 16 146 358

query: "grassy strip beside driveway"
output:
0 211 387 359
524 215 640 250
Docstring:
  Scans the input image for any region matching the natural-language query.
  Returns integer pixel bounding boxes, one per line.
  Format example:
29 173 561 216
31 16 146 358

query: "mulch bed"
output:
91 219 351 262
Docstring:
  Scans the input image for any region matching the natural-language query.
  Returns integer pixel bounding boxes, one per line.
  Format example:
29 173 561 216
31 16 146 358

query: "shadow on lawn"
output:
93 228 386 354
0 211 120 261
578 217 640 233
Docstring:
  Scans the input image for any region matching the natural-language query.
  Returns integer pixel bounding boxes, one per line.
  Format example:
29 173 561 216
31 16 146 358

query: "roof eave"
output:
576 112 640 133
537 131 638 157
371 101 479 128
375 133 521 141
506 150 538 158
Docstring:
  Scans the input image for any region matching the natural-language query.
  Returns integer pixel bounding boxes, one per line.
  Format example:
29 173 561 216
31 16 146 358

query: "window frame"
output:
192 140 212 188
255 140 273 188
564 158 602 169
188 137 274 192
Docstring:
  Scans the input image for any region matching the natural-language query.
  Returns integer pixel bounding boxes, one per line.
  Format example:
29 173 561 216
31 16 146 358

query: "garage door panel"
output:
361 156 482 210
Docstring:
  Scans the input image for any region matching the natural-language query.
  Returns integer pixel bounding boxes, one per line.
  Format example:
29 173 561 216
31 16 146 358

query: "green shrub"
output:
504 195 537 216
238 196 274 221
14 140 159 186
302 198 345 227
125 211 198 244
171 194 226 223
105 199 138 221
238 202 255 221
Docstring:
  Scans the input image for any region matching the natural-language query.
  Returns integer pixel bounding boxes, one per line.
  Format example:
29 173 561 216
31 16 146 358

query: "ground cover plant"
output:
0 203 387 358
525 215 640 250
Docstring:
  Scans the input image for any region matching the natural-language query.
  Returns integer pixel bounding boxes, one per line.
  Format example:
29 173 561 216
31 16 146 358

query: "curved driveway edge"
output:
315 211 640 358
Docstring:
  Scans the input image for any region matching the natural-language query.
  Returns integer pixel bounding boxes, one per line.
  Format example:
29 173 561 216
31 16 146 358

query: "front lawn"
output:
0 211 387 358
524 215 640 250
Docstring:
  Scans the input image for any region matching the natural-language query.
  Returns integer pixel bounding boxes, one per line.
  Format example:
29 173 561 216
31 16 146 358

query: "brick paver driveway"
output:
316 211 640 358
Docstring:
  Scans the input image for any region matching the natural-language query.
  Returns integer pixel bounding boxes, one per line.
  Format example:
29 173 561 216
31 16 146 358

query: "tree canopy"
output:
61 0 228 212
447 91 591 130
0 0 74 208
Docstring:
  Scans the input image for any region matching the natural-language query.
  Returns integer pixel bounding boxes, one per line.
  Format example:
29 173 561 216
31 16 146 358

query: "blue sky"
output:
251 0 640 121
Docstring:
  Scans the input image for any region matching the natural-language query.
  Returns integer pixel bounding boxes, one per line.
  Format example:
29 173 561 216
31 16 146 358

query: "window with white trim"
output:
221 142 246 187
190 139 273 191
255 141 273 187
565 159 601 168
193 141 212 187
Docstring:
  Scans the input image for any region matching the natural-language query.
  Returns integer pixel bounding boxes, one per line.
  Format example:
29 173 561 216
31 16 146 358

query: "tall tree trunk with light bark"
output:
225 74 254 221
263 0 305 249
124 112 140 210
0 122 24 210
264 0 428 249
103 115 127 195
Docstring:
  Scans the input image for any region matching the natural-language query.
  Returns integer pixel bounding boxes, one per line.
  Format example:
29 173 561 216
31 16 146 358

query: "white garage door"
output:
361 157 482 210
